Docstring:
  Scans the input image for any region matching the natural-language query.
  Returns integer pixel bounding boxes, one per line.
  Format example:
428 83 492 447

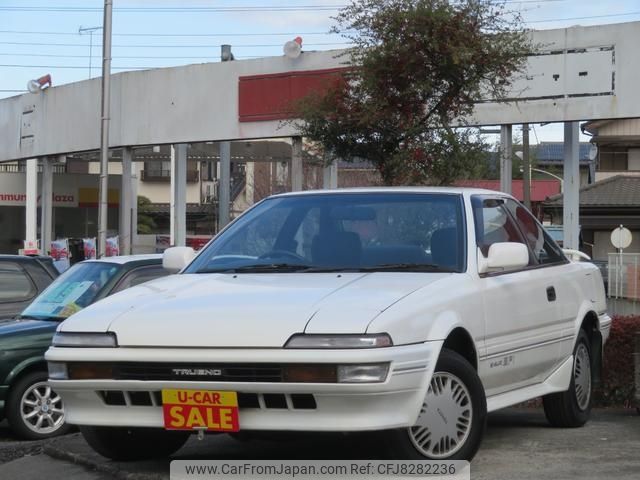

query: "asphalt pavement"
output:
1 408 639 480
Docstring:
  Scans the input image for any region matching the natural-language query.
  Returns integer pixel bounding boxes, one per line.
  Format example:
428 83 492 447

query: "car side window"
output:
112 266 170 293
505 199 565 265
0 262 36 302
472 197 526 257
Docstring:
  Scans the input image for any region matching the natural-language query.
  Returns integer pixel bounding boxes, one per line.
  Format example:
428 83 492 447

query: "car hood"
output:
0 317 57 344
59 272 451 347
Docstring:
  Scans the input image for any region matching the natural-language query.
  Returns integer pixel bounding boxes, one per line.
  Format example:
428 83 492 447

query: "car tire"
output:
80 426 191 461
381 348 487 460
543 330 592 428
6 370 71 440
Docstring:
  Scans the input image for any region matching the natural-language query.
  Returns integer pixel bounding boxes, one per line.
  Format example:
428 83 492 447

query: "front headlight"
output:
284 333 393 349
52 332 118 348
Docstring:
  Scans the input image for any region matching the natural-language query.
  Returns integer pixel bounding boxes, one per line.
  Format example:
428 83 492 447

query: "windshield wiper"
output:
355 263 454 272
198 263 315 273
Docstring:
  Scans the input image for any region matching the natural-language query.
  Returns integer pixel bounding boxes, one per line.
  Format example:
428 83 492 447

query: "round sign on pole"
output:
611 225 632 250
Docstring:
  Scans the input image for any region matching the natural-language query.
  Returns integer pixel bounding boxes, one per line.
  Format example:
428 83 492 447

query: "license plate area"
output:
162 389 239 432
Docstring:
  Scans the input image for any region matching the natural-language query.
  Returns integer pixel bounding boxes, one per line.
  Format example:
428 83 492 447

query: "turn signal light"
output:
67 363 114 380
282 365 338 383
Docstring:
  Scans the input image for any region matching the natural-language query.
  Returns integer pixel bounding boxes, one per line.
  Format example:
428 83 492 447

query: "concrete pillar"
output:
291 136 303 192
323 160 338 189
245 162 255 206
119 147 133 255
218 141 231 231
563 121 580 250
522 124 531 210
40 156 54 254
170 144 187 246
131 159 138 252
500 125 513 194
25 158 38 252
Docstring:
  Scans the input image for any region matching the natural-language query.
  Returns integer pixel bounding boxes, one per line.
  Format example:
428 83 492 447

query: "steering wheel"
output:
258 250 307 263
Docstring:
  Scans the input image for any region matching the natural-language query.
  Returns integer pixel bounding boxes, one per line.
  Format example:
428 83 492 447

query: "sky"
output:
1 0 639 144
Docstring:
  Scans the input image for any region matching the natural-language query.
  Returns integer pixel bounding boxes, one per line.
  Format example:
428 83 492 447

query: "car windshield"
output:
21 262 122 320
186 193 465 274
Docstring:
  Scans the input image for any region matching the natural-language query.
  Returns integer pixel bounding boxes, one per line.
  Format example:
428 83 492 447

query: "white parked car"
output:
46 188 610 461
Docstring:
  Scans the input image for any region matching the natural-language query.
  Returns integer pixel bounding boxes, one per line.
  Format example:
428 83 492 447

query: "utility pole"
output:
97 0 113 257
79 26 102 79
522 124 531 210
217 45 233 232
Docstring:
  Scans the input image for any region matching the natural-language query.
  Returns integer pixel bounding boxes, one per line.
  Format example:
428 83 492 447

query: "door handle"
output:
546 286 556 302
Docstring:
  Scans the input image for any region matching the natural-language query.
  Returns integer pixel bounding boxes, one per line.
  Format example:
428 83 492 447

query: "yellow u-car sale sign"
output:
162 389 239 432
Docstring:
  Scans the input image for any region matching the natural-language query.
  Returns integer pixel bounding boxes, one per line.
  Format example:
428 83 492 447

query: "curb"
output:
43 436 166 480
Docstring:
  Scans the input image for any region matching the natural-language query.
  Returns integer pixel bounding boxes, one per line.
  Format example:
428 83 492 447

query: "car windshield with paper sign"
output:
22 262 121 320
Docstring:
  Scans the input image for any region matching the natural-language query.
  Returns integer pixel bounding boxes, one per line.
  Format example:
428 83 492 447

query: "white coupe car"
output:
46 188 610 461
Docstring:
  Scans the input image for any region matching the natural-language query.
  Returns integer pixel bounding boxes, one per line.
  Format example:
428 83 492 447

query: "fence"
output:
608 253 640 300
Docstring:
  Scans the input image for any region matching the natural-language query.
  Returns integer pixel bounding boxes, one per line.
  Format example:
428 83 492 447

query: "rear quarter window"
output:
0 262 35 302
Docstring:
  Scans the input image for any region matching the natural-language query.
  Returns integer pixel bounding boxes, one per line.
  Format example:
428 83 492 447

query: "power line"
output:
0 5 345 13
0 30 334 37
526 11 640 23
0 64 198 70
0 52 224 59
0 41 351 48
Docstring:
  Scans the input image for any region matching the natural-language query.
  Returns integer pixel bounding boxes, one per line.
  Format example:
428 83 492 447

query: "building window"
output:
598 147 628 171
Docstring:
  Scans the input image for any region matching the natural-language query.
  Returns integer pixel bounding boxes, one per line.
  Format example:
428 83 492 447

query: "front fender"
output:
5 356 47 386
365 274 484 358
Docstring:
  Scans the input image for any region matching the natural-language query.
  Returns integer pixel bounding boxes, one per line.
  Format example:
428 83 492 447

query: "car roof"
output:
272 186 512 198
0 254 54 263
82 254 162 265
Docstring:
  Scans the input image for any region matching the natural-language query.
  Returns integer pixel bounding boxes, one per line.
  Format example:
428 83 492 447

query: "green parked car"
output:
0 254 169 440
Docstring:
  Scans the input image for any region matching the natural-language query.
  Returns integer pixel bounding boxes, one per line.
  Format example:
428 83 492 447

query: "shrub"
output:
595 315 640 407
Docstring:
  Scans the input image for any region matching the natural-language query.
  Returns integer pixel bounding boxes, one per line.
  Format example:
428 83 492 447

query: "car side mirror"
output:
162 246 195 273
478 242 529 274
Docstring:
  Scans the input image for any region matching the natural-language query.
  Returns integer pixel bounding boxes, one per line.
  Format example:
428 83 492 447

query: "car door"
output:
474 196 567 396
504 198 582 369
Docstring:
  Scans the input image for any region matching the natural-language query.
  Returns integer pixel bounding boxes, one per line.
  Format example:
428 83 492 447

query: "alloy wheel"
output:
20 381 65 435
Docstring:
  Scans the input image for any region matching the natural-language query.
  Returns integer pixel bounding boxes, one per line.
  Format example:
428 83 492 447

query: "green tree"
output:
293 0 531 185
137 196 157 234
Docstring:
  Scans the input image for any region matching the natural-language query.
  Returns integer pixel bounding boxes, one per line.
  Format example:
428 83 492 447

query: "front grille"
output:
99 390 316 410
113 363 283 383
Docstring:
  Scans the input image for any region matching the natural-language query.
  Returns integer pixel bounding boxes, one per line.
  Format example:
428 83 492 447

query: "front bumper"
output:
46 342 440 432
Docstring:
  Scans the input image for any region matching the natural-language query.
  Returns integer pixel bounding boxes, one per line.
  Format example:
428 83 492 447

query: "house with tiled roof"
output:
544 175 640 260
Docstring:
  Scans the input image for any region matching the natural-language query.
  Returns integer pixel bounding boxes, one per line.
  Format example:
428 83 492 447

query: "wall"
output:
593 229 640 260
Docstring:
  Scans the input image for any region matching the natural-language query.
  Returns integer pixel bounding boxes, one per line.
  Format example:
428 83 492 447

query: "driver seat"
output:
311 232 362 267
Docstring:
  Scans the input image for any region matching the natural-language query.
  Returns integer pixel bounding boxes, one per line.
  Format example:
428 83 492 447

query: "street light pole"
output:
531 167 564 193
97 0 113 257
79 26 102 79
